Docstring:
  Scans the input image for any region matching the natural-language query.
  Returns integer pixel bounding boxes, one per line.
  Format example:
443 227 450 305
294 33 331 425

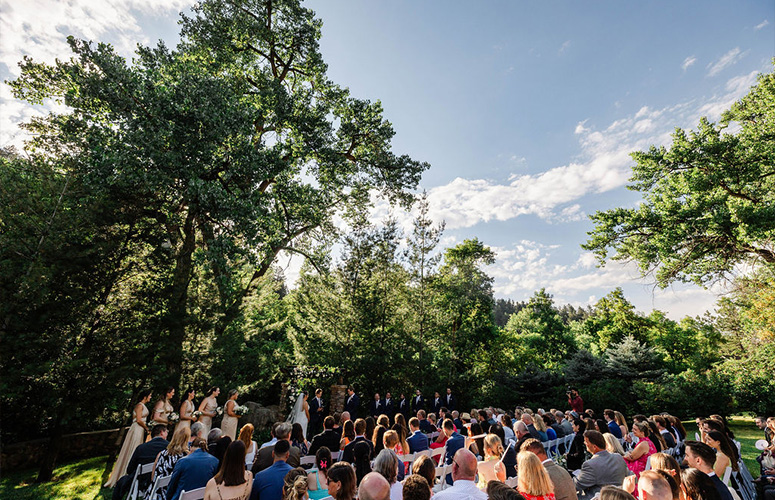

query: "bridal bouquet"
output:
234 405 250 416
168 412 180 424
192 410 203 419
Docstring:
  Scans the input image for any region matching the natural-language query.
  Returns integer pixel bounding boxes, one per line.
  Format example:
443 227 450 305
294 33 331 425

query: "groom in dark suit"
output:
398 393 410 420
383 392 395 420
412 389 425 415
345 386 359 417
309 388 325 436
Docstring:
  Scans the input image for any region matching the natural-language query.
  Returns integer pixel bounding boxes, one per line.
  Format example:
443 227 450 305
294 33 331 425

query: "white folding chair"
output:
645 456 652 470
398 453 415 470
331 450 341 460
695 432 701 441
128 462 155 500
430 446 447 465
415 449 431 459
147 474 171 500
179 487 206 500
505 477 519 488
300 455 316 467
721 466 732 486
433 464 451 492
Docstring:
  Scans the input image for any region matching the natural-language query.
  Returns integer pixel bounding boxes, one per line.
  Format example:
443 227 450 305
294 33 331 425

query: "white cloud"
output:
682 55 696 71
754 20 769 31
706 47 744 77
559 40 571 54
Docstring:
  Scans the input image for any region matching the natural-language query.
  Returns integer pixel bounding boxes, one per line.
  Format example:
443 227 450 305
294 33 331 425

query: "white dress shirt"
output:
433 479 489 500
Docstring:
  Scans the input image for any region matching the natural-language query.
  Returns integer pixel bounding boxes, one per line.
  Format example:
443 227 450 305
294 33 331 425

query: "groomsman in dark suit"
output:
398 393 410 420
445 387 456 411
384 392 395 420
309 416 340 455
309 388 325 436
432 391 442 415
369 393 383 418
412 389 425 415
345 386 359 417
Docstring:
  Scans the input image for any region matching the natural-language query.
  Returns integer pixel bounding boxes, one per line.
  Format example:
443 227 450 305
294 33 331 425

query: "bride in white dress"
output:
288 391 310 439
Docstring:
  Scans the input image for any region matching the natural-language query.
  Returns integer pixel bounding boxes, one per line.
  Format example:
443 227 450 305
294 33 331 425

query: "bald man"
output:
359 472 391 500
432 449 488 500
638 471 673 500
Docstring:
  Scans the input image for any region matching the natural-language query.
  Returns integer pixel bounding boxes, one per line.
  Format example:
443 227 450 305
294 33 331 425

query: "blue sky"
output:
1 1 773 318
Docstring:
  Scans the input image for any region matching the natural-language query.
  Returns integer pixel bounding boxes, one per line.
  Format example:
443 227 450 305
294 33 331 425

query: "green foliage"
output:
584 64 775 287
634 370 735 417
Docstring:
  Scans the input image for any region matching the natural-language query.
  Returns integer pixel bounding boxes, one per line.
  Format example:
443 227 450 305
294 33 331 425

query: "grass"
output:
682 416 763 479
0 455 113 500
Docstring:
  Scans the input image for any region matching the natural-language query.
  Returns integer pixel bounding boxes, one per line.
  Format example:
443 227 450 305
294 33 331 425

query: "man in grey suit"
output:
523 439 578 500
574 430 630 500
251 422 301 472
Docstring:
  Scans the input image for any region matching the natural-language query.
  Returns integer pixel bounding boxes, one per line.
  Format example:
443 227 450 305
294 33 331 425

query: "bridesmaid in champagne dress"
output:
222 390 240 440
105 390 152 487
153 387 175 429
178 388 197 430
199 386 220 435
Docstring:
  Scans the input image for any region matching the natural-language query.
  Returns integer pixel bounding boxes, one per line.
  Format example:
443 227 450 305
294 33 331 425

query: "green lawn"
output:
0 455 113 500
683 416 763 479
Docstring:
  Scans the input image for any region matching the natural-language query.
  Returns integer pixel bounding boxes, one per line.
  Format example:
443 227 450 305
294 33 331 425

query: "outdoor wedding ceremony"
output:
1 1 774 500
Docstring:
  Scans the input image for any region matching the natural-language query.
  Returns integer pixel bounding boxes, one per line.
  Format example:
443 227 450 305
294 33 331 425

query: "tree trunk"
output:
162 206 197 388
36 415 64 482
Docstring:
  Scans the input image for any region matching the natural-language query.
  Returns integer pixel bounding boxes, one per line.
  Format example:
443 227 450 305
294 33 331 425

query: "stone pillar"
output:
329 385 347 415
279 383 289 419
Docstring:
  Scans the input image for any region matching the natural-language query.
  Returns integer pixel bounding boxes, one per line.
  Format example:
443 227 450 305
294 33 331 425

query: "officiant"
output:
309 388 325 436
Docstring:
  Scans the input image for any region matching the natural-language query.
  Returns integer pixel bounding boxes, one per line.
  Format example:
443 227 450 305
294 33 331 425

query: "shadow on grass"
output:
0 455 114 500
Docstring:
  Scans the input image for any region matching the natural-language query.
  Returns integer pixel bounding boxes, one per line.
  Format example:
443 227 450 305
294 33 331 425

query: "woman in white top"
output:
239 423 258 468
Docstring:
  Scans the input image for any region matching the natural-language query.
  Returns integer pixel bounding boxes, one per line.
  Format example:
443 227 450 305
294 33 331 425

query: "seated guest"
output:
600 486 636 500
191 422 206 444
703 431 739 477
291 423 309 456
533 414 549 442
440 419 466 484
476 434 506 490
167 437 219 500
353 441 373 484
566 419 587 471
208 428 232 468
407 418 429 453
342 419 375 464
373 450 402 500
359 472 391 500
651 416 676 449
489 423 517 478
309 416 341 455
503 415 516 441
681 468 723 500
624 422 656 478
573 430 629 500
596 420 610 435
417 410 434 434
253 423 301 473
204 440 253 500
523 439 578 500
432 449 487 500
604 433 626 456
112 424 170 500
383 431 406 481
637 471 673 500
488 480 527 500
249 440 294 500
307 446 332 500
326 461 357 500
283 467 308 500
683 441 733 500
241 424 259 469
262 423 280 449
468 422 486 458
145 426 190 500
412 455 437 491
403 474 432 500
340 420 355 450
605 411 623 439
522 414 541 441
517 451 556 500
453 411 465 432
373 425 388 455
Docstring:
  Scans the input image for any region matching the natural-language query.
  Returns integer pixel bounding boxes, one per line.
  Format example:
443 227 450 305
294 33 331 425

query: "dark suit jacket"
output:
167 449 219 500
503 445 517 478
445 394 457 411
252 442 301 473
412 395 425 414
249 460 293 500
345 393 359 416
711 473 734 500
407 430 429 453
369 400 383 418
432 398 442 415
341 436 374 463
453 418 464 431
444 432 465 465
309 397 325 426
399 398 410 419
527 424 541 441
209 436 232 469
126 436 169 491
309 429 341 455
383 399 395 419
419 419 435 434
566 433 587 470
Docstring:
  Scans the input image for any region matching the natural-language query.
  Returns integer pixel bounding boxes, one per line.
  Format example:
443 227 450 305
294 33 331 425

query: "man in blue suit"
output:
345 386 360 417
249 439 294 500
167 438 219 500
441 418 466 484
417 410 434 434
604 410 622 439
407 417 429 453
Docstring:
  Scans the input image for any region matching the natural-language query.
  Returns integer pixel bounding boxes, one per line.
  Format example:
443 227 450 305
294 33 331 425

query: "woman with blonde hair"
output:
600 486 636 500
614 412 628 437
604 433 626 456
517 451 555 500
533 414 549 442
239 423 258 468
145 425 190 499
283 467 309 500
477 434 506 490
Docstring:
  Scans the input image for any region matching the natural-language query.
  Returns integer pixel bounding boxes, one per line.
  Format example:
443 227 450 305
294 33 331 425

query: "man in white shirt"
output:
432 449 488 500
260 422 280 449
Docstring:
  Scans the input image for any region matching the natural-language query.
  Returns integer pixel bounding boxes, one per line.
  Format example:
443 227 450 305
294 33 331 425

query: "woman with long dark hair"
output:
292 422 309 456
566 418 587 471
179 388 197 430
681 468 722 500
153 387 176 427
307 446 332 500
339 420 355 449
204 440 252 500
353 440 372 485
372 425 387 455
105 390 152 487
704 430 739 476
327 462 357 500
